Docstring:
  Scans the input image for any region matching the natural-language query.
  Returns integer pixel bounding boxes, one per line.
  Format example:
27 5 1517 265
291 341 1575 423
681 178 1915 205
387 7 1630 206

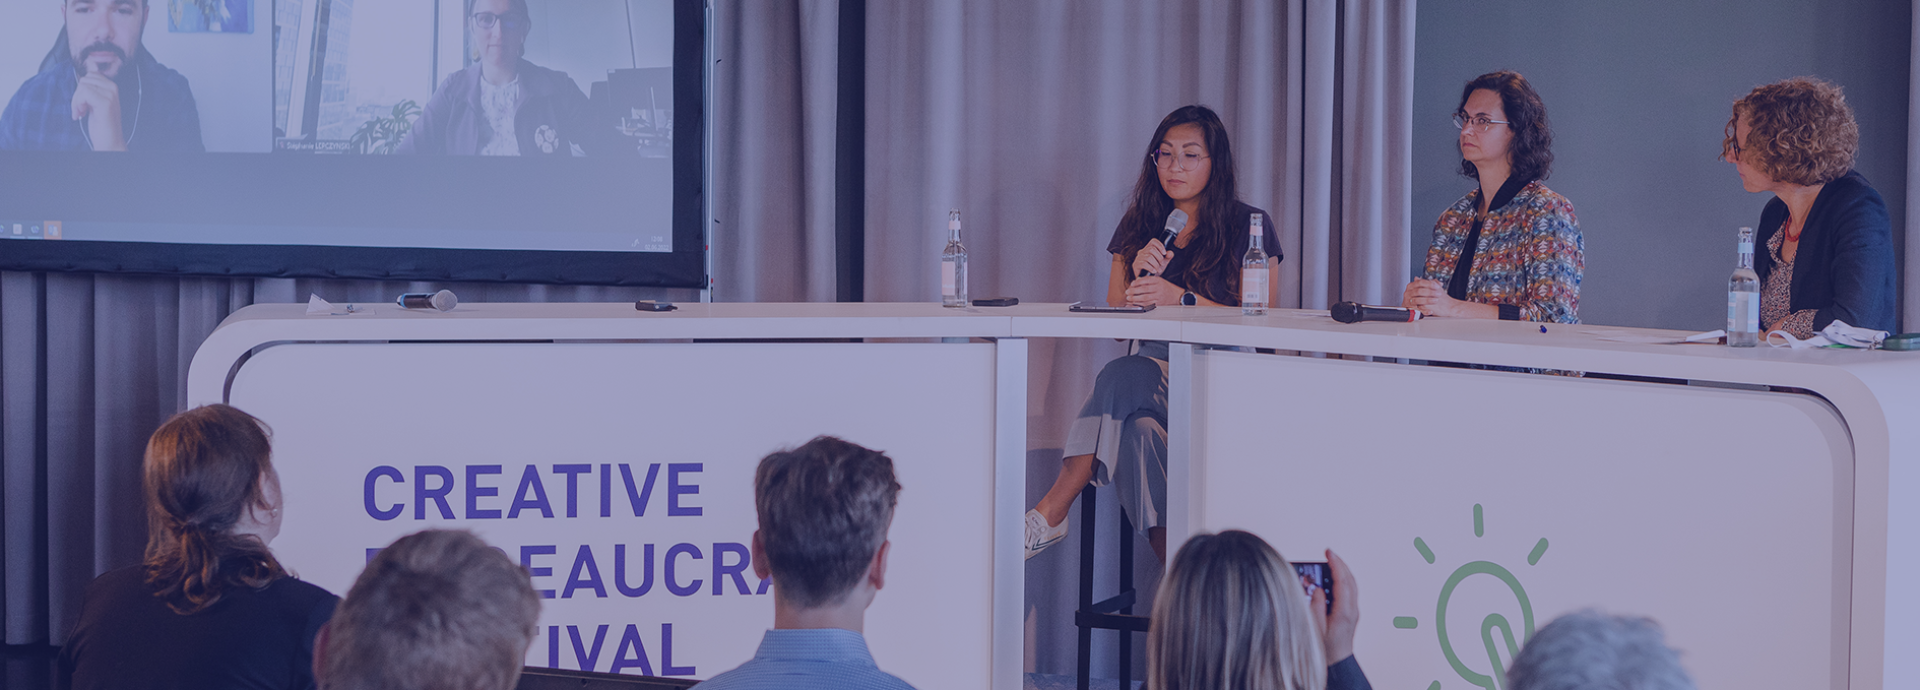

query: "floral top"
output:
1761 228 1818 338
479 77 521 156
1422 180 1583 323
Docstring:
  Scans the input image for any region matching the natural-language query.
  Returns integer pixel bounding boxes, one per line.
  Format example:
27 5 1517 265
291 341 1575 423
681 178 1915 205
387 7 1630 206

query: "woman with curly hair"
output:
1723 77 1895 337
1403 71 1583 323
58 404 337 690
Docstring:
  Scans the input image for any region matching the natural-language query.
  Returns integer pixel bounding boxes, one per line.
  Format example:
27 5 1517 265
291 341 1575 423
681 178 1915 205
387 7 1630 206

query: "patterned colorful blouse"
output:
1422 180 1583 324
1761 228 1818 338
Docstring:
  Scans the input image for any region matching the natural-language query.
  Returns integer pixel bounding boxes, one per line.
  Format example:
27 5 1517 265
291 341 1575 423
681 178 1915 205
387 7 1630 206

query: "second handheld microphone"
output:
1330 301 1424 324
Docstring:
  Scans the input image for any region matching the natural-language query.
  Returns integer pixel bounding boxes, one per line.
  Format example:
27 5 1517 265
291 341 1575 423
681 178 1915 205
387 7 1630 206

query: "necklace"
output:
1784 215 1802 243
79 61 142 151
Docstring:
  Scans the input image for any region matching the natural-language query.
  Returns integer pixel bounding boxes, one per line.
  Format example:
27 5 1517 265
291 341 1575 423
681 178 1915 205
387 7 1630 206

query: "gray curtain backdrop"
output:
863 0 1411 677
712 0 842 303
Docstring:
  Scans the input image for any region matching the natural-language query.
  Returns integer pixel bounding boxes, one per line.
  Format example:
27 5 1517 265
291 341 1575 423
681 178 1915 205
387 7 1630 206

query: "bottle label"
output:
1242 268 1266 303
1728 292 1758 333
941 262 956 295
1738 241 1753 254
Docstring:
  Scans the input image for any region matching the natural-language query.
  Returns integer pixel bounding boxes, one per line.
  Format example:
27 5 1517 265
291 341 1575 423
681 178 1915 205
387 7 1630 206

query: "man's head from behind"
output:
318 529 541 690
751 436 902 610
1506 610 1696 690
63 0 147 78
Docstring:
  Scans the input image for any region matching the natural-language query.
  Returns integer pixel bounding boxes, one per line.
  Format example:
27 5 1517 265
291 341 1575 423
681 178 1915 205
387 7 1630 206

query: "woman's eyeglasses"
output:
471 11 529 30
1151 150 1209 171
1452 113 1509 133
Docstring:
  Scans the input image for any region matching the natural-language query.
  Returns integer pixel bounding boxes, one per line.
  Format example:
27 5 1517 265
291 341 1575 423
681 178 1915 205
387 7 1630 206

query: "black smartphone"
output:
971 297 1019 307
634 300 677 312
1068 301 1154 313
1293 561 1334 615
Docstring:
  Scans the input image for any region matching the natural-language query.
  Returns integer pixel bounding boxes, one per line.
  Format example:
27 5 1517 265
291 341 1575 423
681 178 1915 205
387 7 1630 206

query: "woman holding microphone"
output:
1403 71 1582 323
1024 105 1281 562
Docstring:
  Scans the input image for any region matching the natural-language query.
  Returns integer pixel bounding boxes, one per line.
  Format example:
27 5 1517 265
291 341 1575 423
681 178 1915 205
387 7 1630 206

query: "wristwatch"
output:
1180 291 1197 306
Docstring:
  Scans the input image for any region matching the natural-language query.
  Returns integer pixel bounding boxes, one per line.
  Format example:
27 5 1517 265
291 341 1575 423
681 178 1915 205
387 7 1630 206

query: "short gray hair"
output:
1507 610 1696 690
321 530 541 690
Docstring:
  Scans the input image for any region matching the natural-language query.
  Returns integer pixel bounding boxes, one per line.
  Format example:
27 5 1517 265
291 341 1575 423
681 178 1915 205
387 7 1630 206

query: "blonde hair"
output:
1147 530 1327 690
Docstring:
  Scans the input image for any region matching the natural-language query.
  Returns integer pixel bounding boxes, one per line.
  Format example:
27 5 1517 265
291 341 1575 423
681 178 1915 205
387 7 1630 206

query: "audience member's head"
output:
751 436 902 611
142 403 286 614
1506 610 1696 690
318 529 541 690
1147 530 1326 690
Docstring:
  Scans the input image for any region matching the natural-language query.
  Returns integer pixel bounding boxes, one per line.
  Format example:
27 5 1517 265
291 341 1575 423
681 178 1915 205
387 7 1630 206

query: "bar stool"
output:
1072 483 1150 690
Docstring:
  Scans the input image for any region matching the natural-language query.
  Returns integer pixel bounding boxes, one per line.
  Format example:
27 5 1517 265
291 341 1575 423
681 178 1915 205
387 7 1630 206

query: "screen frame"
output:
0 0 708 289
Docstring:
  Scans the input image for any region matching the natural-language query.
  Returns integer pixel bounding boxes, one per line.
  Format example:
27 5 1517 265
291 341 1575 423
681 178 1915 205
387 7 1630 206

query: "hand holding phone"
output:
1314 550 1361 664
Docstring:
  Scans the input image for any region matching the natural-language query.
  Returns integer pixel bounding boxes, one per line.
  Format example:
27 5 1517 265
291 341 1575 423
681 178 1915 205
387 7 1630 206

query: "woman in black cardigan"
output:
58 405 336 690
1722 77 1896 337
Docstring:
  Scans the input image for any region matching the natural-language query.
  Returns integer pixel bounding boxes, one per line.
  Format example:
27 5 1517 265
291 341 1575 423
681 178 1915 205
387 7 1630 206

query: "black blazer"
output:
1754 169 1897 333
57 566 337 690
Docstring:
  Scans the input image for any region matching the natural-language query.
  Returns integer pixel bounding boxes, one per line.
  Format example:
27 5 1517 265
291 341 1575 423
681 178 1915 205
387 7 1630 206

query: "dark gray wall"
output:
1414 0 1909 331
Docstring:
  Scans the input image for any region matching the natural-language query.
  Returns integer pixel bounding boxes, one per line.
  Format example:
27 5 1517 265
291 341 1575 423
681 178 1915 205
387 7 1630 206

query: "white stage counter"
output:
187 302 1032 690
186 303 1920 690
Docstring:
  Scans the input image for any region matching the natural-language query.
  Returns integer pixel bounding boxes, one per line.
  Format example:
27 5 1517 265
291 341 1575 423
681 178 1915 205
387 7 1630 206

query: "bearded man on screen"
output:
0 0 204 152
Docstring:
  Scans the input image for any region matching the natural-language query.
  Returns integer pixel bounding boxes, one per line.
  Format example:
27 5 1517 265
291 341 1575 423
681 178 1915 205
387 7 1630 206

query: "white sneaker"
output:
1024 509 1069 560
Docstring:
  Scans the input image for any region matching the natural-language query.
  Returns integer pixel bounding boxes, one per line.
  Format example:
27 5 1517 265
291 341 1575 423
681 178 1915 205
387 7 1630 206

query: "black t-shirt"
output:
57 565 338 690
1106 201 1283 305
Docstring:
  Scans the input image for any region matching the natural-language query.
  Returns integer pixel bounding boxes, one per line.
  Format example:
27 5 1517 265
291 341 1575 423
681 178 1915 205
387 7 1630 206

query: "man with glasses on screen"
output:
0 0 203 152
397 0 602 156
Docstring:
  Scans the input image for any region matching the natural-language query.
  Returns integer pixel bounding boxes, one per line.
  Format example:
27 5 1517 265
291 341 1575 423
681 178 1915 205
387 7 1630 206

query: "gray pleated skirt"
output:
1063 340 1169 534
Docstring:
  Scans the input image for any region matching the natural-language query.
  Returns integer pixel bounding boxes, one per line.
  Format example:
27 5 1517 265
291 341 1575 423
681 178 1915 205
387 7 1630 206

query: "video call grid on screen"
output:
0 0 705 287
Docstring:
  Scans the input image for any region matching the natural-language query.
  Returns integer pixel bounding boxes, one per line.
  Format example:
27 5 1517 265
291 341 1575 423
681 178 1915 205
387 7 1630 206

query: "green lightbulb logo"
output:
1391 504 1551 690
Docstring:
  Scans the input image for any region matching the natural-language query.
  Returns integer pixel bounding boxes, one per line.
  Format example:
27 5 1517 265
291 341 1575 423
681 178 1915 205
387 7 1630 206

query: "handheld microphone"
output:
1139 208 1190 278
1330 301 1423 324
397 289 458 312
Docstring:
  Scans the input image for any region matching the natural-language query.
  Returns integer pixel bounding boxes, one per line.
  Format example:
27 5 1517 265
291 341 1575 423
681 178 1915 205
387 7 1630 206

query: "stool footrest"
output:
1085 590 1135 615
1073 610 1151 633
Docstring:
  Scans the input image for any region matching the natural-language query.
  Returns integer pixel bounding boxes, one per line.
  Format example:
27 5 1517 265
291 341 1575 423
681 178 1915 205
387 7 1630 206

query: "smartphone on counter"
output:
635 300 677 312
1293 561 1333 615
1068 301 1154 314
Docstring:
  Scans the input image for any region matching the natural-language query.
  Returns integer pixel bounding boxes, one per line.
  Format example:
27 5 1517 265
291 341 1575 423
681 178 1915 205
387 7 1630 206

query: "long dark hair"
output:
143 404 286 615
1457 71 1553 183
1115 105 1242 303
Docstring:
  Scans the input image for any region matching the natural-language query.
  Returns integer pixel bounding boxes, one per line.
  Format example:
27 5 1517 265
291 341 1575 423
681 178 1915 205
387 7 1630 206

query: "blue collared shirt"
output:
0 47 203 152
692 628 917 690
